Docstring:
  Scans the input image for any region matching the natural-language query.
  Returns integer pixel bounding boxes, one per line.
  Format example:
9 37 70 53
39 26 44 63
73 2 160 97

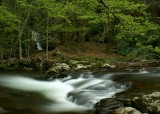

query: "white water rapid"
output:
0 72 131 113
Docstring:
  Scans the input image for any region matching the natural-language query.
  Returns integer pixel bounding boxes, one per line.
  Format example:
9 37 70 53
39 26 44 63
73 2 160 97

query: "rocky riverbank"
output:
0 58 160 75
0 60 160 114
95 92 160 114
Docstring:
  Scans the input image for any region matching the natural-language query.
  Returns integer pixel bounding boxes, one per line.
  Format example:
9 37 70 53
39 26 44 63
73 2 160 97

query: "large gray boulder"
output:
110 107 142 114
95 98 124 114
133 92 160 114
95 97 142 114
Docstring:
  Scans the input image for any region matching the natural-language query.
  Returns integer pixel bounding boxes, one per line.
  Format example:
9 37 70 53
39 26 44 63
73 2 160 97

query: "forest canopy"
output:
0 0 160 60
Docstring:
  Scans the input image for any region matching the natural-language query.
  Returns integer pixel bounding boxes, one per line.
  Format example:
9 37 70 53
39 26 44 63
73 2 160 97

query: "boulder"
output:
110 107 142 114
75 64 90 70
95 98 124 114
55 63 70 71
46 63 70 74
69 60 79 65
69 60 94 70
101 63 116 69
23 67 33 71
133 92 160 114
74 63 97 70
95 96 137 114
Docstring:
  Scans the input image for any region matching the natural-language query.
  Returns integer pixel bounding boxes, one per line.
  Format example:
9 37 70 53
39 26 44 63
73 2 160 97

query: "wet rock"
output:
44 73 69 80
55 63 70 71
133 92 160 114
101 63 116 69
73 62 98 70
75 64 88 70
95 98 123 114
26 59 54 71
69 60 94 70
79 72 94 79
69 60 79 65
46 63 70 74
110 107 142 114
95 96 136 114
23 67 33 71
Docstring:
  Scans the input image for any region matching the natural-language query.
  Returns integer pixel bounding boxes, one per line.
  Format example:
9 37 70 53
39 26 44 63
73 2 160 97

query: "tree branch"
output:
57 0 67 12
97 0 129 31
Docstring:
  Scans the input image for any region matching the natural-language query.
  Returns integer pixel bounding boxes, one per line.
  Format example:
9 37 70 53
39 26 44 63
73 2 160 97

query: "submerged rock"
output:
133 92 160 114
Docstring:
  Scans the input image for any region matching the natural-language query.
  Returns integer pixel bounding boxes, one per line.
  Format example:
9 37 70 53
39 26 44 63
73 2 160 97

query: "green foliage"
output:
0 5 20 57
0 0 160 60
126 46 154 61
111 0 160 59
155 47 160 53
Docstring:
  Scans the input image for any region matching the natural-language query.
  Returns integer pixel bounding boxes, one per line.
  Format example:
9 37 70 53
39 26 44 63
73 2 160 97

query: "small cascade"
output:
36 42 43 51
0 72 131 113
32 31 43 51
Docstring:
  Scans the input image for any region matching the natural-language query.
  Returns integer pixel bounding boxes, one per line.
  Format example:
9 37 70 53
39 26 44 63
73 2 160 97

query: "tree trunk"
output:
103 24 106 44
27 38 30 58
46 17 49 61
0 46 3 60
19 11 30 60
76 20 85 43
19 35 22 60
64 30 67 44
150 0 159 22
12 11 30 60
1 53 3 60
106 13 110 52
74 32 77 42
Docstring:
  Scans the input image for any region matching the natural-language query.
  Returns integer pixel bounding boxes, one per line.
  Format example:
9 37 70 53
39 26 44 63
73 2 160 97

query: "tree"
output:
0 5 20 59
97 0 160 58
0 0 159 60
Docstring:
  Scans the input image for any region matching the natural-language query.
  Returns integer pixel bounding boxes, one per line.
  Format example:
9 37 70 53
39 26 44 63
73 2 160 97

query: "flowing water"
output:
0 68 160 114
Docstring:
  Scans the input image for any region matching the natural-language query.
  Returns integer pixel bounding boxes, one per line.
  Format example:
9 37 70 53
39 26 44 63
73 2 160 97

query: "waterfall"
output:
36 42 43 50
32 31 43 51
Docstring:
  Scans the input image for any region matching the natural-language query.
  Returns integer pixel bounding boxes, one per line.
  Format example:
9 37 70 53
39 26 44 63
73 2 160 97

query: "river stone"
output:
56 63 70 71
101 63 116 69
46 63 70 74
110 107 142 114
133 92 160 114
75 64 93 70
69 60 79 65
95 98 123 114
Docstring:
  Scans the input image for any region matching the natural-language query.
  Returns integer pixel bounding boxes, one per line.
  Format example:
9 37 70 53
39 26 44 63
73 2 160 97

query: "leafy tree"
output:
98 0 160 59
0 5 20 59
0 0 159 60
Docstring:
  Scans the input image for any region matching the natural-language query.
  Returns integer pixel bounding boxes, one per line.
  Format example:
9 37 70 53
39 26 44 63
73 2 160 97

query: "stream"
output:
0 68 160 114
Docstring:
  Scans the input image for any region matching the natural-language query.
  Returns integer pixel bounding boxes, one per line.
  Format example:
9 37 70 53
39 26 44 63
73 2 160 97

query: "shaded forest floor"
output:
35 42 120 60
0 42 160 72
34 42 160 70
